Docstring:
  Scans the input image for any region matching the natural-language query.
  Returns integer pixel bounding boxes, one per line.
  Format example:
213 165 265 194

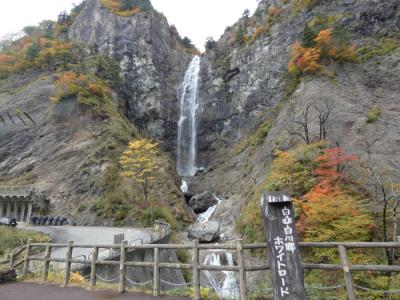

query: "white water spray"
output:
197 196 222 223
203 252 239 299
177 56 201 177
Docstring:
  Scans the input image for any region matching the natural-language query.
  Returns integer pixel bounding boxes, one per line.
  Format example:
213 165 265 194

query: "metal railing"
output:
0 186 33 197
6 240 399 300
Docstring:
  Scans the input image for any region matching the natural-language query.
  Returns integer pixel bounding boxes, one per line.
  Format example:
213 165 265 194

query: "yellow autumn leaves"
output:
119 139 161 201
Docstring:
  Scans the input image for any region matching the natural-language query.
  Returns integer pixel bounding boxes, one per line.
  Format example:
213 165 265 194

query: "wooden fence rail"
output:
9 240 400 300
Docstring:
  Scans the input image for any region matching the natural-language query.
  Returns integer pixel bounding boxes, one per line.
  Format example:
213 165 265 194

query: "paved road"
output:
22 226 160 266
0 282 190 300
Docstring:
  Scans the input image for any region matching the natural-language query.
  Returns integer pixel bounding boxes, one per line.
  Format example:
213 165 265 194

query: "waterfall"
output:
176 57 240 299
197 196 222 223
177 56 201 177
203 251 240 299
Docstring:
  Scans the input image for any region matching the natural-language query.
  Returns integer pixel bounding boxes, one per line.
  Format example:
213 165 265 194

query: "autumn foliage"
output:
314 147 358 189
100 0 142 17
288 27 357 76
119 139 161 202
52 71 110 109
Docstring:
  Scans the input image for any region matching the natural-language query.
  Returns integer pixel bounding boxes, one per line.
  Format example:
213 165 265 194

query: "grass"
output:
358 38 400 62
0 227 50 258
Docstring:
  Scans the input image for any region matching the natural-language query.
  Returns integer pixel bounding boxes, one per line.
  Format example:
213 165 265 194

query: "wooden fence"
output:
5 240 400 300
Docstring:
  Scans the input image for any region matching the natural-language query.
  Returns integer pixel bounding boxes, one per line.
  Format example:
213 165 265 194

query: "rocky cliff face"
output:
69 0 192 150
0 0 194 226
189 0 400 236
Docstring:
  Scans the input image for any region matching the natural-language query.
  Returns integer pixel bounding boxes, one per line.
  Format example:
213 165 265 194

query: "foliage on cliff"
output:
0 3 87 79
100 0 152 17
237 142 374 248
51 71 111 111
288 21 357 76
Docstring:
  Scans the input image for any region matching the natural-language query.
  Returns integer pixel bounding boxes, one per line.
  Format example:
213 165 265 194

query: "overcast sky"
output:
0 0 259 50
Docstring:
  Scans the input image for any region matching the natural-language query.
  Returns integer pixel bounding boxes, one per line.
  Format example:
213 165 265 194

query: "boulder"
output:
188 221 220 243
189 192 218 214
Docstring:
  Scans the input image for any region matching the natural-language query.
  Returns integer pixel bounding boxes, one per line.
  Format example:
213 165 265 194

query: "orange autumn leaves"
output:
288 28 357 76
52 71 110 108
267 143 374 244
293 147 375 241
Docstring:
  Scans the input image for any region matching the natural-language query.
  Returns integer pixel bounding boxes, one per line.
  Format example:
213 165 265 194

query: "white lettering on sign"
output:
272 205 298 298
282 206 296 253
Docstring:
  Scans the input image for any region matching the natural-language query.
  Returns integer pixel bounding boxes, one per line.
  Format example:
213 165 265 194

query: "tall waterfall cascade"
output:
177 56 201 177
176 57 239 298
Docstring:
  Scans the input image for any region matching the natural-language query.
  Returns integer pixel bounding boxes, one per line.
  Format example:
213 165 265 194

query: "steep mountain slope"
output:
189 0 400 236
0 0 193 226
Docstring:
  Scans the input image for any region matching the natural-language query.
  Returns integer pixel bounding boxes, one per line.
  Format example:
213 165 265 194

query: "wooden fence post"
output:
22 239 31 279
237 239 248 300
42 245 51 282
119 240 127 293
90 246 98 290
8 251 15 268
338 245 355 300
63 241 73 288
192 239 200 300
153 247 160 296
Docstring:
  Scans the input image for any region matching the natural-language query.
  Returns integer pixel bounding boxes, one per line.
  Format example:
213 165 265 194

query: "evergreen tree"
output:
26 43 41 61
205 37 216 51
181 37 195 49
236 25 246 45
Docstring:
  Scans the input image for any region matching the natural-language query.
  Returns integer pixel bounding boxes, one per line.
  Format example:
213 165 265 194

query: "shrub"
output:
358 37 400 62
288 26 357 76
100 0 152 17
268 5 282 17
26 43 41 61
51 71 111 110
0 228 49 257
291 0 321 15
366 105 381 123
94 55 122 87
296 187 375 261
237 142 323 243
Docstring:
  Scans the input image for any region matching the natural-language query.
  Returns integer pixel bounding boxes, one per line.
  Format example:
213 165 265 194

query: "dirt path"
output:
0 282 190 300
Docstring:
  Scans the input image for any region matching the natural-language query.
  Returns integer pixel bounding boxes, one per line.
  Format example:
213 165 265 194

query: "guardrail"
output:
9 240 400 300
0 186 33 197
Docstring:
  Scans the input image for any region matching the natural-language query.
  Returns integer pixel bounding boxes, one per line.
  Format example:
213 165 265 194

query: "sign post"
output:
260 192 306 300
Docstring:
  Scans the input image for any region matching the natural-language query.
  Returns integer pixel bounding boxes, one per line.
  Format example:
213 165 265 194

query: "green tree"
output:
236 25 246 45
205 37 216 51
26 43 41 61
23 26 37 36
181 37 195 49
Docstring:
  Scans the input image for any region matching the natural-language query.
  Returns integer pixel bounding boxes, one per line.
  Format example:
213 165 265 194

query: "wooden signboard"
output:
261 192 306 300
